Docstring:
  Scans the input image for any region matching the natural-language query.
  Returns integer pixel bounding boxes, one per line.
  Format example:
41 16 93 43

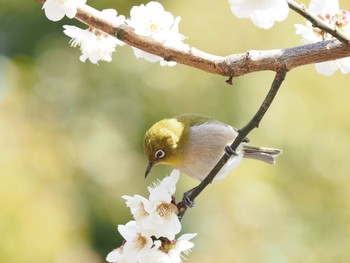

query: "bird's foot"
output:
181 187 196 208
225 145 238 156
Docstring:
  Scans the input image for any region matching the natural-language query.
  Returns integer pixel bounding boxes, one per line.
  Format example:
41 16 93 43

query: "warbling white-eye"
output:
144 114 282 181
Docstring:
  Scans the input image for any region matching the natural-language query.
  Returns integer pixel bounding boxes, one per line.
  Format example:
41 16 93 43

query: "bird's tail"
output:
242 145 282 164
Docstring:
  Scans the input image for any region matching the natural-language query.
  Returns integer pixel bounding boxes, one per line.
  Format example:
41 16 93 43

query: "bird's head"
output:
144 118 188 177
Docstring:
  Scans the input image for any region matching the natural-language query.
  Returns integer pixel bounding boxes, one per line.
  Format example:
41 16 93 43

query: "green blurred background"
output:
1 1 350 262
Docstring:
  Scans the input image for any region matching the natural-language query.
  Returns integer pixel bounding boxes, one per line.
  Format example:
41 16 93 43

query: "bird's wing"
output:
175 114 250 142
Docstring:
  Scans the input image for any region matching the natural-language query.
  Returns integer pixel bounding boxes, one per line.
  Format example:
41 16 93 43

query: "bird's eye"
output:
155 149 165 159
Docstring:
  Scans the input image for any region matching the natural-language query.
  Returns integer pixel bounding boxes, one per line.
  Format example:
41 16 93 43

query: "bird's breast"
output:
177 123 243 181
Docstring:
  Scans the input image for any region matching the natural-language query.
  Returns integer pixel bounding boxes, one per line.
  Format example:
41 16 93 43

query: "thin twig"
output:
287 0 350 44
177 70 288 221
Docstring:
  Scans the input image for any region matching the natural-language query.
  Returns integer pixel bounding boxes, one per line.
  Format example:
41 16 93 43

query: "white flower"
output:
123 194 150 221
294 23 320 43
168 233 197 263
127 2 187 66
43 0 86 22
100 9 127 28
106 222 165 263
159 233 197 263
118 221 153 252
123 170 181 240
128 2 174 39
228 0 289 29
117 221 167 263
63 10 125 64
309 0 339 16
143 170 181 239
315 58 350 76
106 247 127 263
294 0 350 75
148 169 179 202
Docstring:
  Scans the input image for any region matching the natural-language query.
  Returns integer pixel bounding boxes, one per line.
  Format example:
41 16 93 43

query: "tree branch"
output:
287 0 350 44
177 70 288 220
36 1 350 78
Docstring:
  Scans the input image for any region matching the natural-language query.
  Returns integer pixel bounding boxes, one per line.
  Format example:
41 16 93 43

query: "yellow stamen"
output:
150 23 158 32
156 203 178 220
134 234 148 250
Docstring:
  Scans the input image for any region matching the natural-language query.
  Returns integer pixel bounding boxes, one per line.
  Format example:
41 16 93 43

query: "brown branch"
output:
222 40 350 76
36 2 350 78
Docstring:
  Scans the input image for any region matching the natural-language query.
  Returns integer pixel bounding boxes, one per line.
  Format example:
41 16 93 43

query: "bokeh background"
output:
1 1 350 262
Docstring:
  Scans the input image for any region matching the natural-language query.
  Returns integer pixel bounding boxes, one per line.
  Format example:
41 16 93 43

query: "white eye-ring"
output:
155 149 165 159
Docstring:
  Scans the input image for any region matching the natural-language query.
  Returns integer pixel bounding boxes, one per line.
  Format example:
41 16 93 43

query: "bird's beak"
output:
145 161 154 178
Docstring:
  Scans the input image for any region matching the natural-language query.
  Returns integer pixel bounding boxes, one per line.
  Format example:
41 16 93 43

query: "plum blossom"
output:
160 233 197 263
43 0 86 22
116 221 165 263
107 170 197 263
106 247 126 263
295 0 350 75
228 0 289 29
63 9 125 64
123 170 181 240
127 2 188 66
128 1 175 40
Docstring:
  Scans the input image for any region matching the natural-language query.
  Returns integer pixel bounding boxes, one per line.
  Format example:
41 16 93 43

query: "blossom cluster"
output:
295 0 350 75
106 170 197 263
42 0 186 65
63 9 125 64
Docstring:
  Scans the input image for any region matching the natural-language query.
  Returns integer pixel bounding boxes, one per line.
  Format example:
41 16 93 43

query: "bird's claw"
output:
182 194 195 208
225 145 238 156
182 187 196 208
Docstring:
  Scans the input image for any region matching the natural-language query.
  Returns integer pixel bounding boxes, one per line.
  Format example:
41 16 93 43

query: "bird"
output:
144 114 282 181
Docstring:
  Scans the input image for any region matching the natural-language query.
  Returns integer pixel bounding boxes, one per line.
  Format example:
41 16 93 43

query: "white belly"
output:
176 122 244 181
